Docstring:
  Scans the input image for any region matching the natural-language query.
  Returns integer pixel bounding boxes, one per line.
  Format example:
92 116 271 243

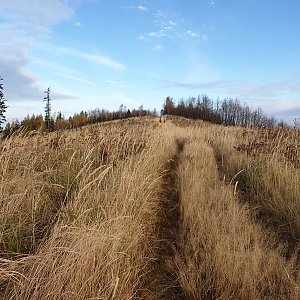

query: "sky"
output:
1 0 300 123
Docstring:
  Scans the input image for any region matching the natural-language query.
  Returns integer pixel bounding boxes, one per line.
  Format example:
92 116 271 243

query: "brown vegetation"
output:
1 116 300 299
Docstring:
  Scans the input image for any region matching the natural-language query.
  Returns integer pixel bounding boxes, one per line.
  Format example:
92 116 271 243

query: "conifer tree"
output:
0 77 7 132
43 87 51 131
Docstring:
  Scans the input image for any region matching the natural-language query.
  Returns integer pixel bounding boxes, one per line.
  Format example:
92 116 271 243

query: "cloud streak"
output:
53 72 96 86
79 53 125 70
0 0 73 26
141 9 210 46
73 21 81 27
52 90 81 101
186 30 199 38
152 45 163 51
105 79 126 89
148 30 168 38
138 5 148 11
56 47 126 70
160 77 300 97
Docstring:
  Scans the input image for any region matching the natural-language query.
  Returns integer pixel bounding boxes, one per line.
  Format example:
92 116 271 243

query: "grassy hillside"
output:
1 116 300 299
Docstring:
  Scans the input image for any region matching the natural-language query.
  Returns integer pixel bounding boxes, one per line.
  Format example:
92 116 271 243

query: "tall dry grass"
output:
174 129 300 299
0 118 181 299
2 116 300 299
210 125 300 252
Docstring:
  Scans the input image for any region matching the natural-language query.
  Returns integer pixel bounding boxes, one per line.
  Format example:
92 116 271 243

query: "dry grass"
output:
1 118 177 299
1 116 300 299
174 132 300 299
210 125 300 255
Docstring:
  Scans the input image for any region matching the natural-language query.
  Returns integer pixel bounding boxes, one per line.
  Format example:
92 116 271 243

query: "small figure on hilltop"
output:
159 108 166 123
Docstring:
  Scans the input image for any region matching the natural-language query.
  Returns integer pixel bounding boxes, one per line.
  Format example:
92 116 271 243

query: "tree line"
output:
2 84 155 138
3 106 155 138
163 95 281 128
0 75 288 138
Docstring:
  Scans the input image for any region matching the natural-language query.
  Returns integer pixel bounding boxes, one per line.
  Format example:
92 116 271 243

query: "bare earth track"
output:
145 138 186 299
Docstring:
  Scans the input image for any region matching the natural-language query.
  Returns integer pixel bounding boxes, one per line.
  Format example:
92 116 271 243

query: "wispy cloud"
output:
56 46 126 70
105 79 126 88
272 101 300 116
141 9 209 45
152 45 163 51
79 53 125 70
73 21 81 27
148 29 168 38
0 0 73 27
0 0 77 105
138 5 148 11
208 0 216 7
159 77 300 117
160 78 300 97
186 30 199 38
201 34 209 41
53 72 96 86
52 90 81 101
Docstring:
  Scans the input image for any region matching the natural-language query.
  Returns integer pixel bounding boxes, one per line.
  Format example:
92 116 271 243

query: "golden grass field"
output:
1 116 300 299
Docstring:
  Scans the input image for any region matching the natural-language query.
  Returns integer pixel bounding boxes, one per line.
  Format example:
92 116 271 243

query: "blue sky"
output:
1 0 300 122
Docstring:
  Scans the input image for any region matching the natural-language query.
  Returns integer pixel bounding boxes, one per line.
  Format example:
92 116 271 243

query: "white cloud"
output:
138 5 148 11
208 0 216 6
152 45 163 51
56 46 126 70
0 23 34 45
187 30 199 38
51 90 81 101
139 35 146 40
201 34 209 41
159 76 300 118
105 79 126 89
73 21 81 27
0 45 43 102
0 0 77 107
0 0 73 26
160 78 300 97
79 53 126 70
148 29 168 38
53 72 96 86
145 10 205 44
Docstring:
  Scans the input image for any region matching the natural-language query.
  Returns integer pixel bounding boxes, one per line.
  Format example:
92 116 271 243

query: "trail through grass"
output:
1 117 300 299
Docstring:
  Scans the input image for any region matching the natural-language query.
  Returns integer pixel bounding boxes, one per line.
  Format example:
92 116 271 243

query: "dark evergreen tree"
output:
126 109 132 118
0 77 7 132
43 87 51 131
56 111 63 121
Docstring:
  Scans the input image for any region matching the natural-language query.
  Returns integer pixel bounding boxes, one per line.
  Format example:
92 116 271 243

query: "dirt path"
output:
142 138 186 299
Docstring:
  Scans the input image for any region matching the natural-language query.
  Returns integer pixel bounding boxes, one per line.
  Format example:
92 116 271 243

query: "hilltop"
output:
0 116 300 299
